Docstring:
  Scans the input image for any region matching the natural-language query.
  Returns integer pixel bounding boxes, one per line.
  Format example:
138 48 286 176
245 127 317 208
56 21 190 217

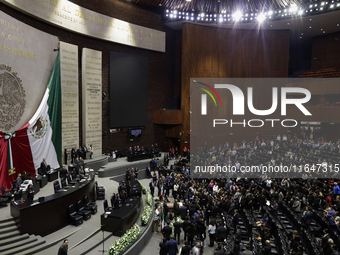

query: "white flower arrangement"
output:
141 204 152 225
108 223 141 255
138 180 153 226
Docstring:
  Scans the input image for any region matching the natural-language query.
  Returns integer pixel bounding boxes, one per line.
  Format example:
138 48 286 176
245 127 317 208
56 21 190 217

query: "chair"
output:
110 195 116 208
84 195 97 215
61 178 70 189
96 182 105 200
11 181 18 192
69 204 83 226
14 189 22 201
77 200 91 220
103 200 113 212
66 174 76 186
0 186 13 202
53 180 62 193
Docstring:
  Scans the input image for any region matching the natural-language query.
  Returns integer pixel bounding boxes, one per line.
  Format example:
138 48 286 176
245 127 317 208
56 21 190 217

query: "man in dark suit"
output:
163 222 173 241
179 205 188 219
166 235 178 255
16 173 22 188
235 225 242 241
59 165 68 180
57 239 68 255
181 240 191 255
232 209 239 229
82 145 87 159
159 239 167 255
216 223 226 242
149 180 155 197
261 240 271 255
40 158 50 175
146 165 151 178
321 229 330 251
182 217 191 241
77 146 82 158
329 215 339 234
71 148 76 163
302 206 313 226
173 217 182 244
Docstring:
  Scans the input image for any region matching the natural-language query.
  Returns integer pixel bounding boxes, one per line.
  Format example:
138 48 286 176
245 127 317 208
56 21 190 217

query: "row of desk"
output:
11 171 143 238
11 173 96 236
101 180 142 236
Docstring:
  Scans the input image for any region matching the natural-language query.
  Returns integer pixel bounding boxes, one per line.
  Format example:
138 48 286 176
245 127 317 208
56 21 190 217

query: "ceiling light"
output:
257 13 266 22
298 10 303 15
219 18 223 22
290 4 298 12
330 4 334 8
232 11 243 22
268 11 273 16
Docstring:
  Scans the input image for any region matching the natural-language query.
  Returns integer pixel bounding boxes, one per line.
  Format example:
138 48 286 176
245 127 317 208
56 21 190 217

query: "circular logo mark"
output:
0 65 26 131
30 117 49 139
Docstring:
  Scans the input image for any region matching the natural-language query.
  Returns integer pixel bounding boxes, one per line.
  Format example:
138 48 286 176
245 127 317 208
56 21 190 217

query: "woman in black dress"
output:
26 184 34 205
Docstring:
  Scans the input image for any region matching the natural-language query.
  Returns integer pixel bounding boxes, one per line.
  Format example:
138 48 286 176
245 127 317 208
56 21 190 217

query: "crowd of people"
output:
147 132 340 255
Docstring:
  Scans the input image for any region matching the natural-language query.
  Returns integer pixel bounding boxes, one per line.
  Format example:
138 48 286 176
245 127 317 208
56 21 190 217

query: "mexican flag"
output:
0 52 61 190
160 207 165 234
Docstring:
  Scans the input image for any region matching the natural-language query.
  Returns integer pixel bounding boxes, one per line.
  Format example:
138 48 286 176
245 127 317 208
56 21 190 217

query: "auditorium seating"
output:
53 180 62 193
299 68 340 78
68 204 83 226
84 195 97 214
66 174 76 186
96 181 105 200
60 178 70 189
103 200 113 212
0 186 13 202
77 200 91 220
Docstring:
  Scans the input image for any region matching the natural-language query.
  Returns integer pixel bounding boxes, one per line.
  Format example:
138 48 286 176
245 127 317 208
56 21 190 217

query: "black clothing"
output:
58 244 68 255
159 241 167 255
163 225 173 241
181 245 191 255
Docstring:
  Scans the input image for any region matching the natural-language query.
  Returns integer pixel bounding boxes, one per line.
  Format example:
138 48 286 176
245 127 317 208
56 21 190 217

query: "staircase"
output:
0 217 49 255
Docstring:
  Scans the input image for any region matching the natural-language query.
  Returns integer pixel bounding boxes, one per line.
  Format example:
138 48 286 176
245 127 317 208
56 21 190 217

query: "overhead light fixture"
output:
232 11 242 22
290 4 298 12
268 10 273 16
257 13 266 23
298 9 304 15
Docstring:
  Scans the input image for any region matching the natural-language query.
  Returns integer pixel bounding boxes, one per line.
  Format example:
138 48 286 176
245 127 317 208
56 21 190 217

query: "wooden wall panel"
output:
153 110 183 124
312 32 340 70
181 23 291 150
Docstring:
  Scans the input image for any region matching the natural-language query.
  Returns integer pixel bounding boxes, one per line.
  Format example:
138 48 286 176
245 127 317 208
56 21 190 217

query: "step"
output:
0 230 20 241
0 235 37 253
0 220 16 229
0 225 18 235
2 236 46 255
0 217 15 224
16 242 50 255
0 233 29 247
